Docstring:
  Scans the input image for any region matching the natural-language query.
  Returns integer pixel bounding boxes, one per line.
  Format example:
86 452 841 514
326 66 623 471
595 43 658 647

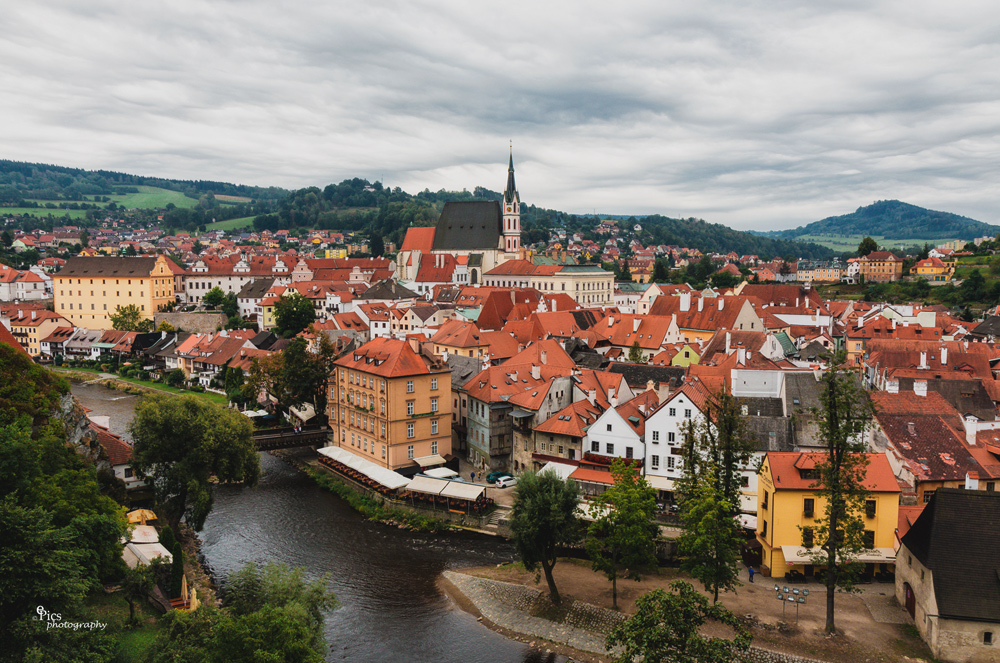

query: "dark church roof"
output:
901 488 1000 623
431 201 502 252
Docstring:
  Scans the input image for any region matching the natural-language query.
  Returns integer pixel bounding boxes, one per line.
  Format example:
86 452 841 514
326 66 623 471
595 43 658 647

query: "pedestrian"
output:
471 471 476 482
748 566 755 583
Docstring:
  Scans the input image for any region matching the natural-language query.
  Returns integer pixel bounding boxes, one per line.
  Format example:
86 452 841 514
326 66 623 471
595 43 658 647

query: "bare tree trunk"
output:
612 573 618 610
541 560 560 605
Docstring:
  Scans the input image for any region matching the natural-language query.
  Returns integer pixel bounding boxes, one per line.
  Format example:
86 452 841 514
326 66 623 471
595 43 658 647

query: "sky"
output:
3 1 1000 230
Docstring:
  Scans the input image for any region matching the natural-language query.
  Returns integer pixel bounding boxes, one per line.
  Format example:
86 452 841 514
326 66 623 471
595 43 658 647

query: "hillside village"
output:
4 161 1000 663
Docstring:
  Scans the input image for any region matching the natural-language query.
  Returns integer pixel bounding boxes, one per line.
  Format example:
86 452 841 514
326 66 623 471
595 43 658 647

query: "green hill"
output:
765 200 999 243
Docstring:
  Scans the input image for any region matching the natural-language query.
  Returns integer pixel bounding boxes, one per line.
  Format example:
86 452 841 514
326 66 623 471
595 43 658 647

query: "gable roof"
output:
334 337 446 378
432 201 502 251
400 226 437 253
901 488 1000 623
765 452 899 492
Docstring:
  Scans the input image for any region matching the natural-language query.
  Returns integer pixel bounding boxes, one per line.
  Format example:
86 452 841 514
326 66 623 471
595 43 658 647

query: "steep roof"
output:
400 226 436 253
0 322 29 356
877 414 981 482
765 452 899 492
901 488 1000 623
334 337 446 378
431 201 502 252
56 256 159 278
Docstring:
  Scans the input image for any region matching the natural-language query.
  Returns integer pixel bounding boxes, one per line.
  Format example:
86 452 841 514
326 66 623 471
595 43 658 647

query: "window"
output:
407 380 414 393
863 530 875 549
407 401 414 416
984 632 993 645
607 424 612 432
668 432 675 443
741 475 750 488
669 407 676 417
407 444 414 459
761 520 767 538
667 456 675 469
684 409 692 418
407 423 414 438
431 397 438 412
923 490 935 503
591 440 599 452
625 447 633 459
431 420 438 434
803 498 814 517
865 500 877 518
431 378 438 390
652 431 659 442
762 491 769 510
124 467 133 478
431 441 438 454
606 443 614 455
651 455 660 469
801 527 814 548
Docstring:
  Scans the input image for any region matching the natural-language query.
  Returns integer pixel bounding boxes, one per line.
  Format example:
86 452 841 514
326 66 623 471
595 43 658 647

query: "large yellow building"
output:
329 337 452 473
756 452 900 578
54 256 176 330
4 309 70 357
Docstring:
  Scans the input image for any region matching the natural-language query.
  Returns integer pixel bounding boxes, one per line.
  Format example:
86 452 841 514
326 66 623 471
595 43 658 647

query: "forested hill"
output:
764 200 1000 241
633 215 833 260
0 159 287 203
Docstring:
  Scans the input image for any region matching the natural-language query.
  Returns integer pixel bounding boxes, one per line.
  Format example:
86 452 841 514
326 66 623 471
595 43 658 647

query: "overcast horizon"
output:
4 1 999 231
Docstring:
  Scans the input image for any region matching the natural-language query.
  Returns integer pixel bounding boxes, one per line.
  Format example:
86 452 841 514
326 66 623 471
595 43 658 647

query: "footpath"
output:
444 571 835 663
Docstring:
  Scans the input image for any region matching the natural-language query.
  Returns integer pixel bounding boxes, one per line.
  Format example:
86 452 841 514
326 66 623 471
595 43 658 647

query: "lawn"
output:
55 366 230 405
0 205 89 219
205 216 254 231
110 186 199 210
83 590 162 663
795 233 959 253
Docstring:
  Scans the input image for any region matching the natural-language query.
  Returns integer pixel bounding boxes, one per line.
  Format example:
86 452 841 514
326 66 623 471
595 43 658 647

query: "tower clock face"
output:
506 206 512 212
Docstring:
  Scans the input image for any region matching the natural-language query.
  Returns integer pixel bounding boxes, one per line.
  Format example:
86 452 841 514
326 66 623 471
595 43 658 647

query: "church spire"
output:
504 146 518 204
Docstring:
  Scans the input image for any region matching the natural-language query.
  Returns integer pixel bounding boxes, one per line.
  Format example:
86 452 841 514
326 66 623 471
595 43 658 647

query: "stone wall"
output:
153 312 226 334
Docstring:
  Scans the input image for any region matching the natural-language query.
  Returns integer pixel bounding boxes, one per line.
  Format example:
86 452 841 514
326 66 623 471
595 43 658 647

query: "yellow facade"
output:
329 363 452 472
670 344 701 367
756 454 900 578
8 316 67 357
54 256 176 330
914 262 954 282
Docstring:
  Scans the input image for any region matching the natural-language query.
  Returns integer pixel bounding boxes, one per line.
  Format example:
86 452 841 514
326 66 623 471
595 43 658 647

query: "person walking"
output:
748 566 755 583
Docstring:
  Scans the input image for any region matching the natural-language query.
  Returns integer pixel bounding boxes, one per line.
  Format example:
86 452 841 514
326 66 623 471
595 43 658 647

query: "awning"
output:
440 481 485 500
570 468 615 485
317 446 410 490
739 513 758 530
405 475 448 495
126 508 158 525
539 461 576 481
289 403 316 421
128 525 160 544
413 454 447 468
645 475 675 492
510 409 534 418
424 467 459 479
740 493 757 513
780 545 896 565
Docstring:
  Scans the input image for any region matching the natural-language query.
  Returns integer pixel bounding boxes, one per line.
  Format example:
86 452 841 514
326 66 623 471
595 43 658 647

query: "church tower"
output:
502 149 521 253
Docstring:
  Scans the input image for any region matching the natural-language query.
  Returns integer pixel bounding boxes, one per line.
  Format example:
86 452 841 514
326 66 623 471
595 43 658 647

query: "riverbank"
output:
444 562 933 663
52 367 229 405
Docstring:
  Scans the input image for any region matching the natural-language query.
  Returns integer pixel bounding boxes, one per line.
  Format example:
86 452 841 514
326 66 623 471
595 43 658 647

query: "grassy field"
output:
55 367 230 405
110 186 199 210
0 205 89 219
83 591 162 663
794 233 962 253
205 216 254 231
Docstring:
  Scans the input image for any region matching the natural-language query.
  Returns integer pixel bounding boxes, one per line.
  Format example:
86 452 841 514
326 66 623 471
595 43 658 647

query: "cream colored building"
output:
54 256 176 329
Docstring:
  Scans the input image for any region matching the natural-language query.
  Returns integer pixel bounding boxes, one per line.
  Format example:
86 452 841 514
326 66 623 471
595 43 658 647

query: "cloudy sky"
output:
3 1 999 230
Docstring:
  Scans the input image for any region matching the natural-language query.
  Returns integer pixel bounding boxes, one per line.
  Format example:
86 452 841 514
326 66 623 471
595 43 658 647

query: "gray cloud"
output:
2 1 999 230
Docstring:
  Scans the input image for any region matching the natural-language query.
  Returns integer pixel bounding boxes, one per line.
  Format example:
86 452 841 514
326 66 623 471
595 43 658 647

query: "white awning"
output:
405 475 448 495
424 467 459 479
317 446 410 490
413 454 447 468
123 542 172 569
538 461 577 481
290 403 316 421
440 481 486 500
129 525 159 544
645 475 675 492
740 493 757 513
739 513 758 530
780 545 896 565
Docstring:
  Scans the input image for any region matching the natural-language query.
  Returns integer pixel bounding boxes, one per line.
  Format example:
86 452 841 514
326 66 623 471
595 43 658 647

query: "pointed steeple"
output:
504 147 518 204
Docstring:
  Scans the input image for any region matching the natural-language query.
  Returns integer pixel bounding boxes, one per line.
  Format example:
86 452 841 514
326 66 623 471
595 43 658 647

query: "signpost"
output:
774 585 809 622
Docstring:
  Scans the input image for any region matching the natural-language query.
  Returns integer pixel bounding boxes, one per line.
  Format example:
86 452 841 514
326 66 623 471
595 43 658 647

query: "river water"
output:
72 382 566 663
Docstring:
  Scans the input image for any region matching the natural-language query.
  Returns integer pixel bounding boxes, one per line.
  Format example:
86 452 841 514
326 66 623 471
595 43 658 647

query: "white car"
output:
496 476 518 489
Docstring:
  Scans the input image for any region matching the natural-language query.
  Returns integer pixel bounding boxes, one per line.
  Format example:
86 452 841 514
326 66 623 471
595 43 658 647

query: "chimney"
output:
540 350 547 364
737 347 746 365
31 311 36 320
725 332 731 354
531 365 540 380
886 379 899 394
551 299 557 312
680 292 691 312
718 298 724 311
914 380 928 397
633 318 641 333
941 346 948 365
511 370 518 383
608 387 614 402
697 297 703 312
587 389 596 405
608 315 614 328
442 349 449 362
892 319 896 330
919 351 927 369
611 394 619 408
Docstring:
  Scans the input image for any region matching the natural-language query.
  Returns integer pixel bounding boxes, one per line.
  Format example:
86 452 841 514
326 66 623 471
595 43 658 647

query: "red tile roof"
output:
400 227 436 253
335 337 445 378
766 452 899 492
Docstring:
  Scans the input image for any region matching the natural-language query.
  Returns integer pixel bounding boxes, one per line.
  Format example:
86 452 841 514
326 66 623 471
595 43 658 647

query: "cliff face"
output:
61 392 108 468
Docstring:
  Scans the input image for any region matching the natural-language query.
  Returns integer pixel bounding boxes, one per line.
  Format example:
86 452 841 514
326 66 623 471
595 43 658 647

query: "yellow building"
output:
912 257 954 282
4 309 70 357
329 337 452 473
324 248 348 259
756 452 900 578
54 256 176 330
670 344 701 367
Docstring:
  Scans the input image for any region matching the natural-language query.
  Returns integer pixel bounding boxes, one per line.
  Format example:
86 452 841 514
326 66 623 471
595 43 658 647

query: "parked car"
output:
486 471 512 484
496 476 518 489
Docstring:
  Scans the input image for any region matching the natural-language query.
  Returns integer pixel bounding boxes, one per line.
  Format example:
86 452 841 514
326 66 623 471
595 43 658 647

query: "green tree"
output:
203 286 226 309
274 292 316 338
678 466 743 604
628 340 644 364
122 563 154 626
652 258 670 282
510 470 581 605
221 291 239 318
156 320 176 332
586 458 659 610
606 581 751 663
857 236 878 257
109 303 150 331
79 229 89 248
1 230 12 247
369 231 385 257
618 261 633 282
809 351 876 633
129 395 260 530
165 368 186 388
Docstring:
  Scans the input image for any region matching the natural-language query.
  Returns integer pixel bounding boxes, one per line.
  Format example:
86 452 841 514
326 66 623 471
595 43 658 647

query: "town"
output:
3 157 1000 663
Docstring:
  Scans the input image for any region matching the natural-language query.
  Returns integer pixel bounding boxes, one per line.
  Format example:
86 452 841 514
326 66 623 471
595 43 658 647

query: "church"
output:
396 151 525 286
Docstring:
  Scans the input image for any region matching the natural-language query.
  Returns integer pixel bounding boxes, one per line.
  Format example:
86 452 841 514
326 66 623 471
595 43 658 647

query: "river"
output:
72 382 567 663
